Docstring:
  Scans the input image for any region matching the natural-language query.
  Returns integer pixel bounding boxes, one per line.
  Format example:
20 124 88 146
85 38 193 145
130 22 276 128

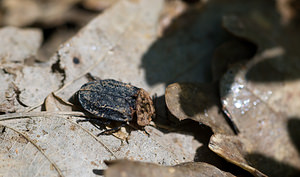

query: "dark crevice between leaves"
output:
38 23 78 46
92 169 104 176
51 54 66 89
31 21 81 62
0 126 6 134
152 95 170 128
288 118 300 153
182 0 200 4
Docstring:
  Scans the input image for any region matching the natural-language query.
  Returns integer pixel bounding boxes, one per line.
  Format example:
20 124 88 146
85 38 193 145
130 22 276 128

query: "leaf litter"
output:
0 0 214 176
1 0 300 176
165 83 234 135
166 0 300 177
209 7 300 177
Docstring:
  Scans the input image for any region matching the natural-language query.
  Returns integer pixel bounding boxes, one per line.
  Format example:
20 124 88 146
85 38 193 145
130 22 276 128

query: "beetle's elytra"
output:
77 79 155 126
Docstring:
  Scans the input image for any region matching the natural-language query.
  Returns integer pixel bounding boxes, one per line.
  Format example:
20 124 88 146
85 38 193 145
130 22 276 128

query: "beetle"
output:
77 79 155 128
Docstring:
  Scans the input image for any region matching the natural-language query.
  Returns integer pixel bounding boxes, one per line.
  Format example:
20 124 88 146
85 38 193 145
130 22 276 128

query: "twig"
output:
0 111 86 121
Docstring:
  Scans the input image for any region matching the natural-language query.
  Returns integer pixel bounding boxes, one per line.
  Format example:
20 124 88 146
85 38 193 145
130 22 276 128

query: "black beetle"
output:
77 79 155 127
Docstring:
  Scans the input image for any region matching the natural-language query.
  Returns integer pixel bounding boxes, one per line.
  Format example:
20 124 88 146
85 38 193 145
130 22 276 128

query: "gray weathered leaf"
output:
0 26 42 62
0 112 201 176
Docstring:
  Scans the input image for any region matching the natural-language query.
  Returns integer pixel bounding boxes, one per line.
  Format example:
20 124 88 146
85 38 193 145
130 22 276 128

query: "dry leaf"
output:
44 92 73 112
0 127 60 176
276 0 300 24
13 66 62 107
223 13 300 118
165 83 234 135
209 14 300 177
2 0 81 26
0 112 202 176
0 27 42 62
3 0 297 176
104 160 235 177
51 0 165 101
0 1 208 176
0 73 20 113
0 27 49 112
82 0 119 11
209 134 266 177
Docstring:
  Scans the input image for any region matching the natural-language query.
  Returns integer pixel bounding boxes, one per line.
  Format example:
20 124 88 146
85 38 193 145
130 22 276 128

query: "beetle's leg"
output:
127 122 150 137
85 73 101 81
76 118 111 125
77 118 112 131
97 122 127 136
143 128 150 137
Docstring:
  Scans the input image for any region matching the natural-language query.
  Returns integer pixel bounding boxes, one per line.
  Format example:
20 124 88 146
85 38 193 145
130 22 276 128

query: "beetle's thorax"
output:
135 88 155 126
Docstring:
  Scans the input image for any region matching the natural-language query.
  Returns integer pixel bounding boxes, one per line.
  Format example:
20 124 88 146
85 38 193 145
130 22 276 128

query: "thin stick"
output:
0 111 86 121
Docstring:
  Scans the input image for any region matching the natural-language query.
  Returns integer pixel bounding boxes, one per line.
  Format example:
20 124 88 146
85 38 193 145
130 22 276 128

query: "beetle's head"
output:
135 88 155 126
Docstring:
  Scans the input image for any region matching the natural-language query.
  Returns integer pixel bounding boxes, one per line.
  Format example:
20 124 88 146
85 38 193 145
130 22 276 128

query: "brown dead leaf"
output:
44 92 73 111
223 13 300 118
209 14 300 177
277 0 300 24
104 160 235 177
165 83 234 135
2 0 81 26
82 0 119 11
209 134 265 177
